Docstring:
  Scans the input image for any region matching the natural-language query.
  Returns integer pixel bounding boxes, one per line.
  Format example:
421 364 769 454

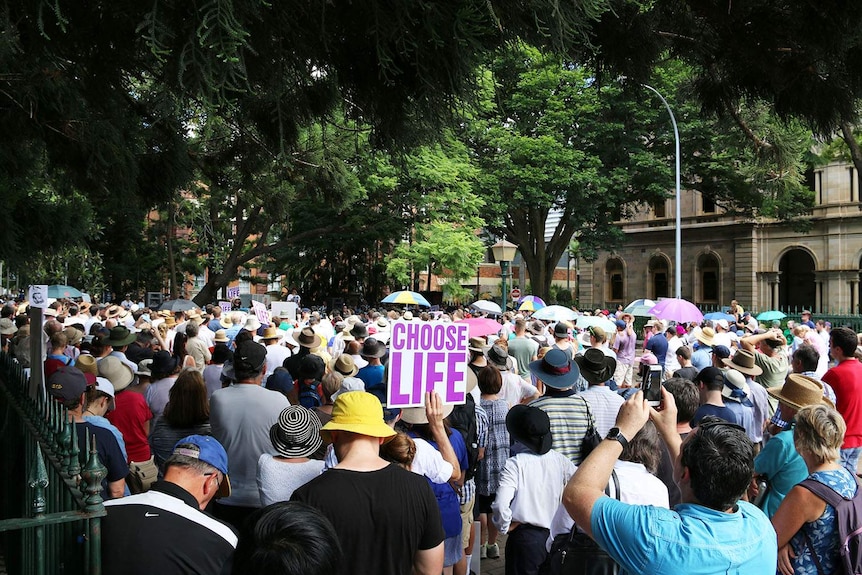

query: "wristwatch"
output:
605 427 629 449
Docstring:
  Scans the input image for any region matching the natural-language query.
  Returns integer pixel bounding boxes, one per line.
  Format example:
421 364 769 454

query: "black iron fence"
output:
0 352 106 575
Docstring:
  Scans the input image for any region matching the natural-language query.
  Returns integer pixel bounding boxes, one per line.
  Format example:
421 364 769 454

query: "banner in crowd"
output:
226 286 240 299
29 285 48 308
387 320 469 408
218 301 232 314
251 300 269 326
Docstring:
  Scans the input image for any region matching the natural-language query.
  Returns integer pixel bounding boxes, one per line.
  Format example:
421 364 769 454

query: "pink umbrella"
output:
647 298 703 324
457 317 502 338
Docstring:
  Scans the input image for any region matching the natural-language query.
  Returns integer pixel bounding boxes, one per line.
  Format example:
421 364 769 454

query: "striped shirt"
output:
529 390 594 465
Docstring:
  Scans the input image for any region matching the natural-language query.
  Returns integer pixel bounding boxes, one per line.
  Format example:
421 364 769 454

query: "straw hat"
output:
401 403 454 425
696 327 716 347
260 327 281 342
331 354 359 377
768 374 832 411
213 330 229 343
722 349 763 376
98 355 134 392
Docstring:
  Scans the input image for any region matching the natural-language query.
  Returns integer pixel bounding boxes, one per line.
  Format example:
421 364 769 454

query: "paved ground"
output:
478 533 508 575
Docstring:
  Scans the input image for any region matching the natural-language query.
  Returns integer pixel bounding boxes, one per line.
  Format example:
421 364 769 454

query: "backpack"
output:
800 476 862 575
448 395 480 481
298 381 322 409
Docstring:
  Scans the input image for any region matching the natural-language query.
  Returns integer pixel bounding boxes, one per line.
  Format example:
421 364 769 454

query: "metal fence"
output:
0 352 106 575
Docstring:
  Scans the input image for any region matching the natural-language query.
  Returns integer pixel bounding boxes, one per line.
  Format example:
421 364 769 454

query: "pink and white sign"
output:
218 301 232 314
387 321 469 408
226 287 240 299
251 300 269 326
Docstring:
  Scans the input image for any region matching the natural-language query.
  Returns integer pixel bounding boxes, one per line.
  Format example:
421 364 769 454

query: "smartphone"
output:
644 365 663 407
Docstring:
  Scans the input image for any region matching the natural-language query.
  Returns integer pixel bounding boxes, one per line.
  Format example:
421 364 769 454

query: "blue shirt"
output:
691 402 752 431
413 430 469 539
357 364 385 390
691 346 713 372
754 429 808 518
645 335 669 367
591 498 776 575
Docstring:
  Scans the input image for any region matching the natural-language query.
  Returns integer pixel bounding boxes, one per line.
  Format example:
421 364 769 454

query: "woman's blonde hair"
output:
380 432 416 471
794 404 846 464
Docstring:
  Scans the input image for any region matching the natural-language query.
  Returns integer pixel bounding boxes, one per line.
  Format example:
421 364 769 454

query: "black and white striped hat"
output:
269 406 323 458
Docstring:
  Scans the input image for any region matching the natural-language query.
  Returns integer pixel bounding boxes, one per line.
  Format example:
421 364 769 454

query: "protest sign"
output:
251 300 269 326
226 286 240 299
387 320 469 408
29 285 48 308
218 301 232 314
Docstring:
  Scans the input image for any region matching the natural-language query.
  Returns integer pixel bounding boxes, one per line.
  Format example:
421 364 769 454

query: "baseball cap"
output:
171 435 231 498
47 366 88 402
234 340 267 374
712 345 731 360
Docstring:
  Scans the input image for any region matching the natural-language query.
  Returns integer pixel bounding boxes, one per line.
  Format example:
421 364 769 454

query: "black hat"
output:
528 349 580 390
350 323 369 339
574 348 617 385
695 366 724 387
506 405 553 455
487 344 510 370
297 354 326 381
360 338 386 359
234 340 267 374
150 350 180 377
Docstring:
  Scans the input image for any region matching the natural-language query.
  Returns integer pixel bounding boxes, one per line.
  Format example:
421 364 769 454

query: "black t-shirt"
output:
76 422 128 497
672 366 699 382
292 463 444 575
102 481 237 575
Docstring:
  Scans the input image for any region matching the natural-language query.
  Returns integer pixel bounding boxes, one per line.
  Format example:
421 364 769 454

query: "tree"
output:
463 46 814 299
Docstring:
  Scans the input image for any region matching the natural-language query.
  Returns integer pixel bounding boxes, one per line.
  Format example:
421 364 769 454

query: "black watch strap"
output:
605 427 629 449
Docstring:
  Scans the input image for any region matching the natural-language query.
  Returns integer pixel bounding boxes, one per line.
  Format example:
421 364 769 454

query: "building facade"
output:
578 161 862 314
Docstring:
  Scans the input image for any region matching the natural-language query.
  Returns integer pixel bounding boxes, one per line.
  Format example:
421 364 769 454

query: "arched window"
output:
606 258 624 302
648 255 670 300
698 254 720 304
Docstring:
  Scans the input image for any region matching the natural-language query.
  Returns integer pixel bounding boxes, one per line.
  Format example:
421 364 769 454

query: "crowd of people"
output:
2 294 862 575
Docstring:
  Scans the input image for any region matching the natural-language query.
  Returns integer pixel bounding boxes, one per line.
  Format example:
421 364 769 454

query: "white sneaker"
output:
486 542 500 559
480 544 487 559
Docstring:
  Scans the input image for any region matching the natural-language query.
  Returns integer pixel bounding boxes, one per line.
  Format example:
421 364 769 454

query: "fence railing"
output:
0 352 106 575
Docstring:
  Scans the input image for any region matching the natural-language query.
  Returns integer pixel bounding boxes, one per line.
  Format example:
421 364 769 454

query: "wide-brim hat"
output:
768 374 833 411
220 314 234 327
528 348 581 390
506 404 553 455
0 317 17 335
63 326 83 346
696 327 716 347
213 329 229 343
136 358 153 377
350 323 369 339
722 349 763 376
403 311 414 321
98 355 134 392
243 316 262 332
105 305 121 319
487 344 510 370
151 350 180 377
292 327 321 348
269 406 323 458
78 302 92 313
260 326 281 341
400 403 455 425
574 348 617 385
721 369 753 407
331 354 359 377
360 338 386 359
321 391 396 440
465 367 479 394
468 337 488 353
528 321 545 336
375 317 389 330
75 354 98 376
105 325 136 347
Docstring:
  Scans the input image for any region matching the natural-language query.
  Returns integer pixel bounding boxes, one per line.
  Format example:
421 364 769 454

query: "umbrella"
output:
517 295 546 312
381 290 431 307
46 285 83 299
531 305 578 322
703 312 737 323
456 317 502 338
756 310 786 322
158 298 198 312
469 300 502 315
623 298 657 317
575 316 617 333
647 298 704 324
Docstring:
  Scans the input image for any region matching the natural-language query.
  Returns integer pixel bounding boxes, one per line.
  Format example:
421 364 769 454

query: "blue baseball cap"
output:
614 319 626 330
172 435 231 498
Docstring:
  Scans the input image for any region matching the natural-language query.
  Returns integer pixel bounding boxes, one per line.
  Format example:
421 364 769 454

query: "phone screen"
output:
644 366 663 406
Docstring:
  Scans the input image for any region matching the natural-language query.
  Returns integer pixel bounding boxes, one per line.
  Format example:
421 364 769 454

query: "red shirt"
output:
822 359 862 448
106 390 153 463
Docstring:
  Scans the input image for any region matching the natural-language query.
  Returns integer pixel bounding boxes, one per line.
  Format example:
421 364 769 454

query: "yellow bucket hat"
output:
321 391 396 440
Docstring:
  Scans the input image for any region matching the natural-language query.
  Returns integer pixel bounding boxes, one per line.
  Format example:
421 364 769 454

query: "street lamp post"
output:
641 83 682 300
491 240 518 313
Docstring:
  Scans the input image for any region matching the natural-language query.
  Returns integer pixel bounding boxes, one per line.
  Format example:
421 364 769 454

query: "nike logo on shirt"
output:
145 512 159 517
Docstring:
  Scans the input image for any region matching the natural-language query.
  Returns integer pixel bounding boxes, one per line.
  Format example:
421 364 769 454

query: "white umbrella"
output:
575 316 617 333
531 305 578 322
469 300 502 315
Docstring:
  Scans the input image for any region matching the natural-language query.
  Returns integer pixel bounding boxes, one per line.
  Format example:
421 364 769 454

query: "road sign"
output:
510 288 521 300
